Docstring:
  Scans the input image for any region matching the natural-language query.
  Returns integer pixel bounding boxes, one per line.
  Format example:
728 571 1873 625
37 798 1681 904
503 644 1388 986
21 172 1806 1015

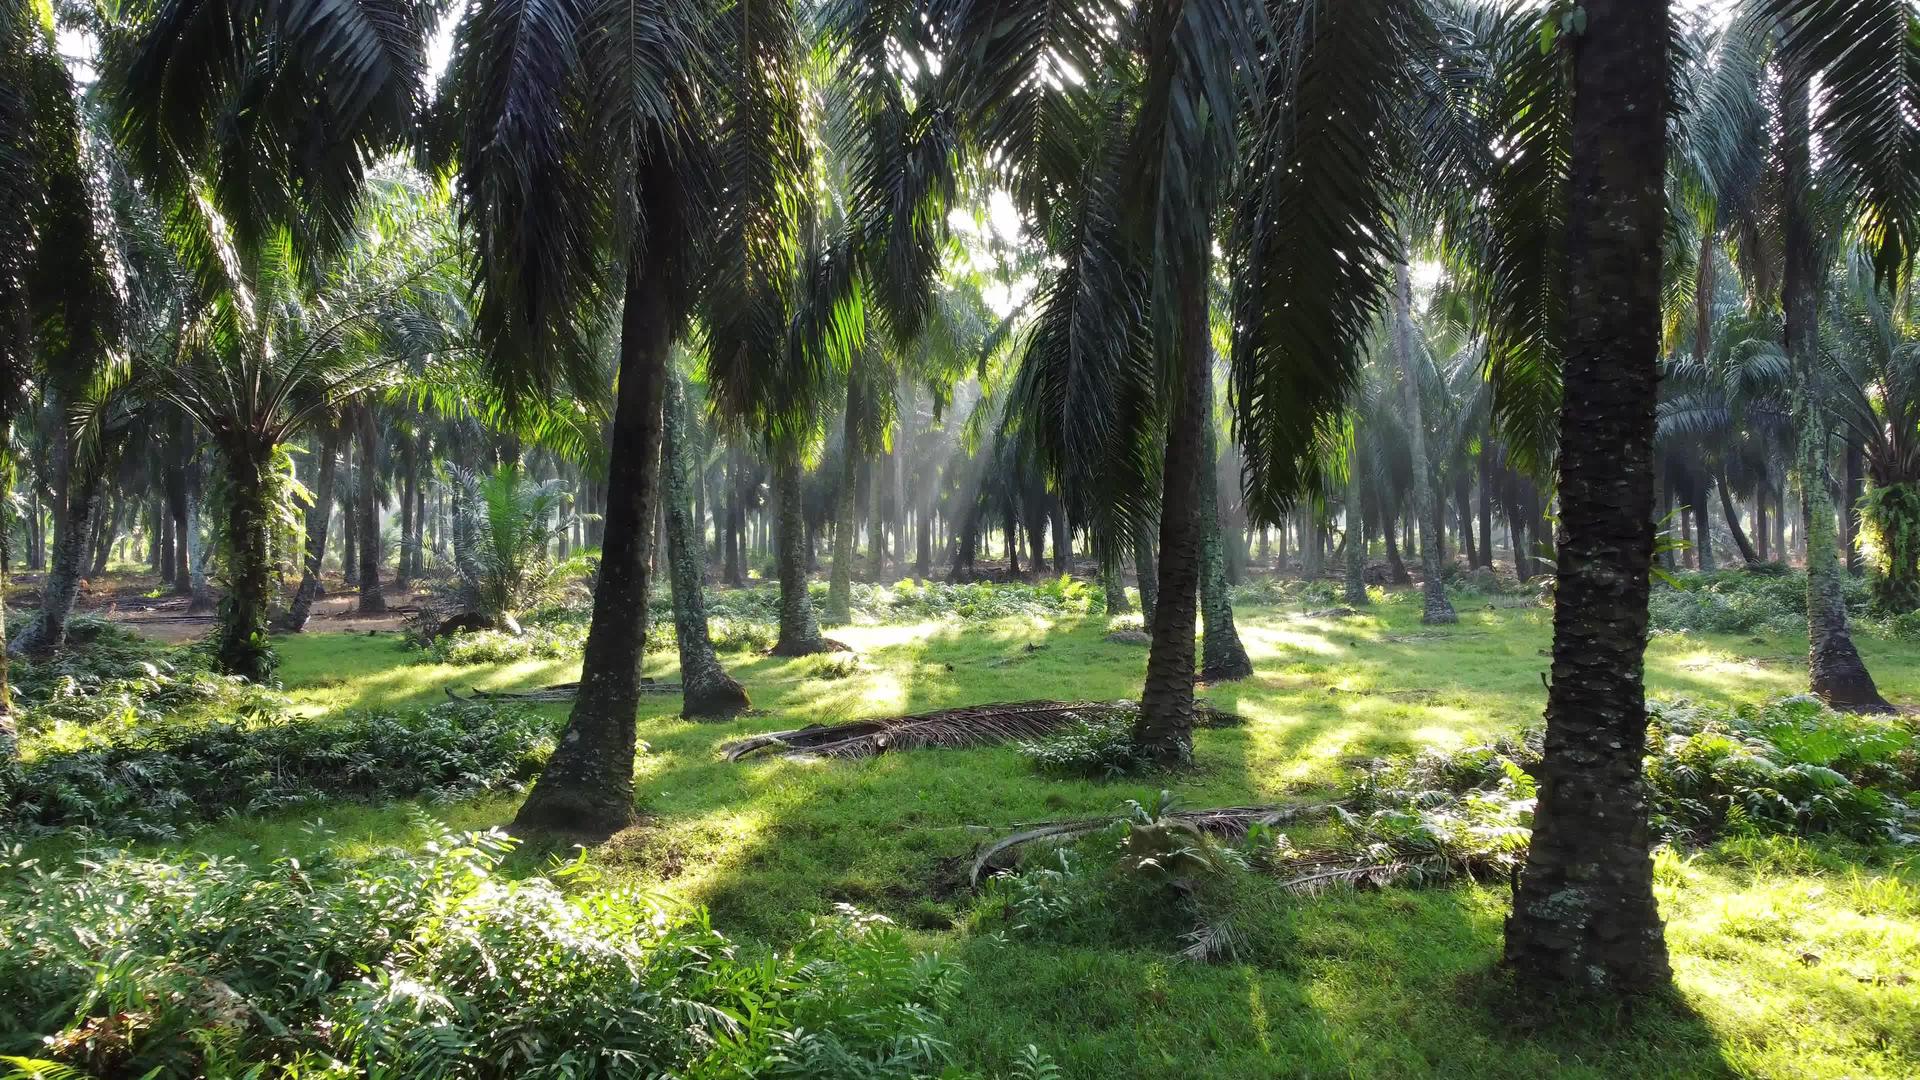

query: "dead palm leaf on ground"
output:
721 700 1244 763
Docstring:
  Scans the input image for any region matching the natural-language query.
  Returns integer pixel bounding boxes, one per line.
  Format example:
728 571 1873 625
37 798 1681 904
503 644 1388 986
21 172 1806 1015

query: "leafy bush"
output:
1646 696 1918 844
8 617 180 707
1647 567 1874 636
1 702 557 841
445 464 583 629
0 828 964 1078
1019 716 1147 778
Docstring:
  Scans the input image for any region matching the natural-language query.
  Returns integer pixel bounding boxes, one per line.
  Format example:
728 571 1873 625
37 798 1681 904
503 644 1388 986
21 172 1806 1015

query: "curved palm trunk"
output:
663 375 749 719
1781 72 1889 712
1345 451 1370 607
354 404 386 613
1198 373 1251 681
215 435 278 683
281 422 340 632
1505 0 1671 994
9 455 105 657
516 258 671 834
827 367 860 624
1392 261 1456 624
771 444 830 655
1719 469 1760 566
1134 272 1209 764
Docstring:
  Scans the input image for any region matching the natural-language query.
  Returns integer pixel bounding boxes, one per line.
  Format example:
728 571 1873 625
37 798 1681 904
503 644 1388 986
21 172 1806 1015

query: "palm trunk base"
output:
1420 581 1458 625
682 669 751 720
1810 641 1893 713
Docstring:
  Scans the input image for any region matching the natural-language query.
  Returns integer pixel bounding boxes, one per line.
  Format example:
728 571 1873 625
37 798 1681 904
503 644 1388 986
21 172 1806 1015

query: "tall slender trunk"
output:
1844 436 1864 576
1199 372 1252 680
516 248 674 834
771 443 832 655
1454 467 1476 571
340 433 358 581
397 431 417 588
1756 477 1771 561
723 446 746 586
871 437 890 583
1134 268 1210 764
663 374 749 718
214 435 278 682
1133 509 1159 624
1781 69 1889 712
827 366 861 623
354 403 386 613
1719 468 1759 566
1052 498 1070 576
1345 447 1370 607
1477 444 1493 569
1393 260 1457 623
1103 558 1131 614
1691 469 1713 571
1506 0 1671 994
0 413 13 763
185 477 215 613
282 421 340 632
1383 503 1409 584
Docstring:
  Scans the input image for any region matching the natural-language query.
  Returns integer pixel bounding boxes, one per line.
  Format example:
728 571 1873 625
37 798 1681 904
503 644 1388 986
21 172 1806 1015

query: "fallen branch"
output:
722 699 1243 763
968 802 1337 886
446 679 681 703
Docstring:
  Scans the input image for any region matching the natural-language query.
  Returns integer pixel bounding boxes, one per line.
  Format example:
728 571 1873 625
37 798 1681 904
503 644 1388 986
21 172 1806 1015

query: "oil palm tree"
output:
1502 0 1675 994
661 364 750 717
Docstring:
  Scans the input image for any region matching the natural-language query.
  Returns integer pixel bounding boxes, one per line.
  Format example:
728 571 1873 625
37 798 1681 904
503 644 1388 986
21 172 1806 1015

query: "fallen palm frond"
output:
721 699 1244 764
446 680 681 703
969 801 1337 886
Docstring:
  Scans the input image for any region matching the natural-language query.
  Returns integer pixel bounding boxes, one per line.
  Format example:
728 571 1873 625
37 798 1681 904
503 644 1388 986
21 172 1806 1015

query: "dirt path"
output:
5 572 429 644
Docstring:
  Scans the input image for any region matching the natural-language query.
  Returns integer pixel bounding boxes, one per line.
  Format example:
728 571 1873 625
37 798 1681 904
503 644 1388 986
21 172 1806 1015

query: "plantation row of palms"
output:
4 0 1919 998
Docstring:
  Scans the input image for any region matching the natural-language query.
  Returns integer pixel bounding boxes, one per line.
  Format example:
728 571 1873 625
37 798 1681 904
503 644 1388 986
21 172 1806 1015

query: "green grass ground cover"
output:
12 585 1920 1077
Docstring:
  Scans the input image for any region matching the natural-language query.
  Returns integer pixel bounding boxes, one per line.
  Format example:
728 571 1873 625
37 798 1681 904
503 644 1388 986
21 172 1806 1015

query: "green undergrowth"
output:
0 827 964 1078
8 580 1920 1077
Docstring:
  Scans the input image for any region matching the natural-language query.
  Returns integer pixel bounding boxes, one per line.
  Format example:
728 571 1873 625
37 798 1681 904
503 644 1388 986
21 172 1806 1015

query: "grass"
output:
31 586 1920 1078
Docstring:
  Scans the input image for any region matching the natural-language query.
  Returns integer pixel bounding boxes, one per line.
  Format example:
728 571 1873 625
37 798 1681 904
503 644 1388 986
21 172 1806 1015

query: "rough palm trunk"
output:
1133 511 1158 626
1102 559 1131 614
1505 0 1671 995
215 436 278 683
515 252 673 834
1134 270 1210 764
1781 71 1889 712
1345 452 1370 607
771 446 830 654
663 375 749 718
1393 261 1457 624
1691 471 1713 571
9 456 105 657
1198 373 1252 681
1844 437 1863 576
397 432 417 588
1719 469 1759 566
354 404 386 613
1477 446 1493 568
827 368 860 624
1383 506 1409 584
185 483 216 613
723 447 746 586
282 421 340 632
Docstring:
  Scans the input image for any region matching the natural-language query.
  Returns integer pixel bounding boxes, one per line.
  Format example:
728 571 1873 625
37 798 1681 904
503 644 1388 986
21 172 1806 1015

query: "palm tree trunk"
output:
1719 469 1758 566
1133 509 1158 626
1505 0 1671 994
1782 69 1889 712
1477 444 1493 569
1393 260 1457 623
1134 269 1210 764
354 403 386 613
185 481 216 613
515 255 671 834
0 413 14 764
827 367 860 623
397 431 417 588
1691 470 1714 570
1844 436 1864 576
215 435 277 683
1103 558 1131 614
9 454 106 657
1383 505 1409 584
282 420 340 632
1199 372 1252 681
1345 448 1370 607
663 374 749 718
772 443 831 655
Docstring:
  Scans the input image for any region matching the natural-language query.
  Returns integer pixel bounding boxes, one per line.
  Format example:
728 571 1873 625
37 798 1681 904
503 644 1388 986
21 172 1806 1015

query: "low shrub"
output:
1019 716 1148 778
1647 567 1875 636
0 827 964 1078
1646 696 1918 844
0 701 557 841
